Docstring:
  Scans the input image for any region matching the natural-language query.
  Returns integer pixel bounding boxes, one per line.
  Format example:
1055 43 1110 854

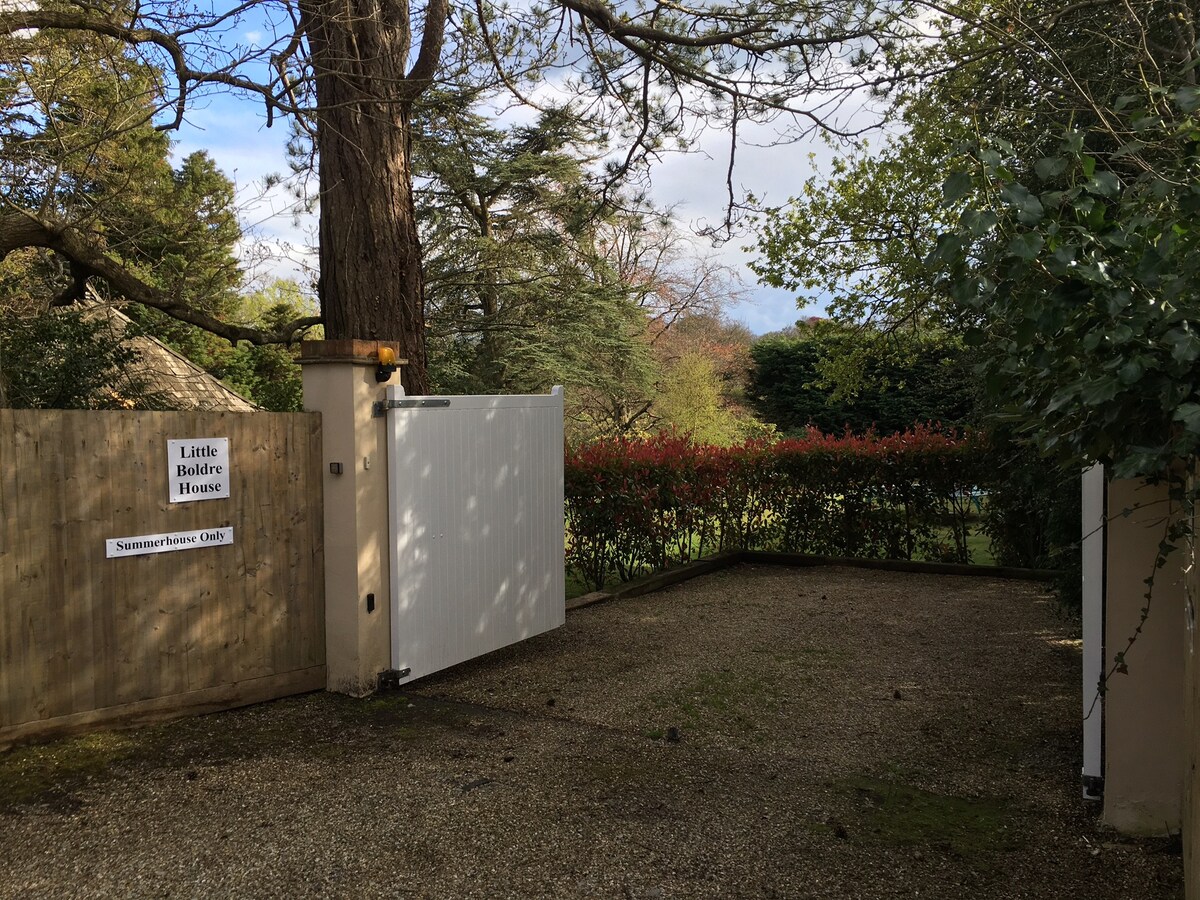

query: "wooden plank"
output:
303 413 326 668
738 550 1061 581
0 411 14 726
0 409 325 735
43 413 73 720
63 415 101 716
0 665 326 751
1185 503 1200 896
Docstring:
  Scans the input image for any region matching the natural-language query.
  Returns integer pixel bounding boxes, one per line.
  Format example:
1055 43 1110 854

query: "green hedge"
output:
565 427 992 591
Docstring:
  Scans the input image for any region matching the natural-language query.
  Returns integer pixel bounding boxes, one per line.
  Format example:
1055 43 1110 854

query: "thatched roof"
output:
79 296 259 412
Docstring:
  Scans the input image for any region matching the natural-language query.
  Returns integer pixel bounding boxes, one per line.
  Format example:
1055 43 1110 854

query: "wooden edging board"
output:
0 666 327 752
565 551 1062 612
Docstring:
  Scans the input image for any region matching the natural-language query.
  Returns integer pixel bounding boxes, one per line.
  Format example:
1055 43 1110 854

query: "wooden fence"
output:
0 409 325 748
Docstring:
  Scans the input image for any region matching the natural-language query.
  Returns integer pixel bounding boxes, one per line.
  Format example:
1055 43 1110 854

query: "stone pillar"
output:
299 340 403 696
1104 477 1186 832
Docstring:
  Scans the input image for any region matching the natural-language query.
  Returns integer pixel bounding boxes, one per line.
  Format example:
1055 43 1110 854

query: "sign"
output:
168 437 229 503
106 527 233 559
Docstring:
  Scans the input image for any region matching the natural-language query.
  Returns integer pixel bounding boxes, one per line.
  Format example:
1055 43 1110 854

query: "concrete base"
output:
300 340 404 696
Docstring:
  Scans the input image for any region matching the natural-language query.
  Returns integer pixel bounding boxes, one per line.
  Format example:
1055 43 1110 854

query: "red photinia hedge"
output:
565 426 991 590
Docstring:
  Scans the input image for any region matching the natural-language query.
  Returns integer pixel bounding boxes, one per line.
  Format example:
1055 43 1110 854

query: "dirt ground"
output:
0 564 1185 898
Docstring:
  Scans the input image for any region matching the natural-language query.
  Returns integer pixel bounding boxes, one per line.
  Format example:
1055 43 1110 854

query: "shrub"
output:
982 439 1082 608
565 427 991 590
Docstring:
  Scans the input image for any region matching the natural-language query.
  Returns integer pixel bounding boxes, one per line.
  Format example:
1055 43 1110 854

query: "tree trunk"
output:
301 0 433 393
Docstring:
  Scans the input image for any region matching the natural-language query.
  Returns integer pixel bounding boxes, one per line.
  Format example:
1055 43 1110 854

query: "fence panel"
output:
385 387 566 682
0 409 324 747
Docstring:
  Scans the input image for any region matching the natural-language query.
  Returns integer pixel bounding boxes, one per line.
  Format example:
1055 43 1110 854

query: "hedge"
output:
565 427 991 591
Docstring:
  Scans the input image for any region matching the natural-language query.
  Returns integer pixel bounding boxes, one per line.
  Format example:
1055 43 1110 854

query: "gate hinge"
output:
372 398 452 417
377 668 412 690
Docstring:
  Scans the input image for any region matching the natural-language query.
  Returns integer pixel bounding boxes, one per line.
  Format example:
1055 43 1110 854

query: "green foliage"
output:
981 438 1083 608
565 428 989 590
186 280 315 412
932 97 1200 478
748 1 1193 481
0 306 167 409
750 140 951 330
650 315 770 446
747 325 979 436
654 352 745 446
1 20 243 316
415 99 659 433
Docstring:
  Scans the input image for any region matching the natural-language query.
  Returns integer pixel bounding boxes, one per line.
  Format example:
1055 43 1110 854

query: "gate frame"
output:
382 384 566 684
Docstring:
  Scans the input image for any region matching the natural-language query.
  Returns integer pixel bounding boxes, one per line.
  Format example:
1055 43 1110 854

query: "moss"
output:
833 776 1023 856
650 670 780 736
0 732 146 810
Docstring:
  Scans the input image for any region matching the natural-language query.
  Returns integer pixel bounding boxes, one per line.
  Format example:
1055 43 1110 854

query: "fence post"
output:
299 340 403 696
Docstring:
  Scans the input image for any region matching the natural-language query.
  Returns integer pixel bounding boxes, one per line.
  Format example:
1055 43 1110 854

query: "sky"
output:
172 73 856 336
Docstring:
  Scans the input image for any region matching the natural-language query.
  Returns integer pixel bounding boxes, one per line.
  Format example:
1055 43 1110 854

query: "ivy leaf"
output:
1014 318 1038 347
925 232 964 268
942 171 973 204
1080 378 1119 406
999 183 1044 223
1174 86 1200 113
960 207 998 236
1034 156 1068 180
1085 171 1120 198
1165 327 1200 364
1008 233 1044 260
1118 360 1144 385
1112 139 1146 160
1172 403 1200 433
964 327 987 347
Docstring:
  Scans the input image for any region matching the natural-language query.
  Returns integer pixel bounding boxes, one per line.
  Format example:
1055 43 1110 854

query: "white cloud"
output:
171 78 885 333
171 100 317 290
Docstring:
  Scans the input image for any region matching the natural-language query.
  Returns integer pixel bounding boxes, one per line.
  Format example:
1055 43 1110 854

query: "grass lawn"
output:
564 525 999 599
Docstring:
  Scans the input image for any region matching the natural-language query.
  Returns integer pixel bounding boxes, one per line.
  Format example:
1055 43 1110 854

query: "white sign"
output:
168 437 230 503
106 527 233 559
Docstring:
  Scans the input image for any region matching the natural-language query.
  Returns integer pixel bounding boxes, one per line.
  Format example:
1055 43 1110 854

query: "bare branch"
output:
0 212 321 344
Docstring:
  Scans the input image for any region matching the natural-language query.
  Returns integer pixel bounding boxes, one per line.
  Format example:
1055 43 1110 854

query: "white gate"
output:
1081 464 1106 799
383 385 566 682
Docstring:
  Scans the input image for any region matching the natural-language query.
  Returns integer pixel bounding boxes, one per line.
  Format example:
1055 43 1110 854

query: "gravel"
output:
0 563 1185 898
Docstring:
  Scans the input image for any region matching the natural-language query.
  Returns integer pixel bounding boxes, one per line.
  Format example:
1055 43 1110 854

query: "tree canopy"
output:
751 0 1200 477
747 324 978 436
0 0 992 390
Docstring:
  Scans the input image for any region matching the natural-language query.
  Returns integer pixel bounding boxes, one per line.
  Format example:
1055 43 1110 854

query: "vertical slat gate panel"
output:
387 388 566 681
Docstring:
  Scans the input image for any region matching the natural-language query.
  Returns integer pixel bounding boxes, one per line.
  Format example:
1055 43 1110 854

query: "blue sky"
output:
172 86 837 336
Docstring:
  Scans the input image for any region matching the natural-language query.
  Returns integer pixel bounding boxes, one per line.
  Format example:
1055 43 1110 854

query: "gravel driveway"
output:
0 563 1185 898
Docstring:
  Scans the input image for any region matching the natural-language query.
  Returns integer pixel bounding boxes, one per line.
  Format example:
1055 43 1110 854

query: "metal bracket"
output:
372 398 452 417
377 668 412 691
1081 773 1104 801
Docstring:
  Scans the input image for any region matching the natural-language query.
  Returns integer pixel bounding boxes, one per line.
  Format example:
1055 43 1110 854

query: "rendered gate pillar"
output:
1103 477 1187 832
300 340 403 696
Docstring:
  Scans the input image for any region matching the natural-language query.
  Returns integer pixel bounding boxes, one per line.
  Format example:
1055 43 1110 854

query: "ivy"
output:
932 99 1200 480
